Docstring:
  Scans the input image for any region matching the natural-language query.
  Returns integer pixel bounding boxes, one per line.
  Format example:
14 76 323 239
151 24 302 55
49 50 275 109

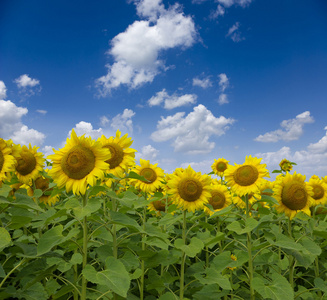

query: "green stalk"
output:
245 194 254 300
112 197 118 300
81 192 89 300
140 201 147 300
205 216 209 268
180 210 187 300
288 218 295 289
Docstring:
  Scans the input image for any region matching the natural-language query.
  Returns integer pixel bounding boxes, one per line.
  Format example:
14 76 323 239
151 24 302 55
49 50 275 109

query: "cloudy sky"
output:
1 0 327 178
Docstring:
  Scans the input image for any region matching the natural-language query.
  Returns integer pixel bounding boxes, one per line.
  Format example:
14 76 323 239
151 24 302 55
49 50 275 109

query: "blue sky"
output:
1 0 327 178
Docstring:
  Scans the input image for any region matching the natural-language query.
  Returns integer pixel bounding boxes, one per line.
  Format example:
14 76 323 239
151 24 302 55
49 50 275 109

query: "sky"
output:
1 0 327 178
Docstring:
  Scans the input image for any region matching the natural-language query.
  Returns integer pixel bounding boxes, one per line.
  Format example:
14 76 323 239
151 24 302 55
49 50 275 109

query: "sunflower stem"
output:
205 216 209 268
140 200 147 300
111 194 118 300
288 218 295 289
180 210 187 300
245 194 254 300
81 191 89 300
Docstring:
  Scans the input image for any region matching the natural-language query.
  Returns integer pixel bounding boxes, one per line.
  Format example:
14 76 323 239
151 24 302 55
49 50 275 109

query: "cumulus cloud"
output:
14 74 41 97
218 73 229 92
151 104 235 154
0 99 45 145
210 5 225 19
148 89 197 109
135 144 159 162
0 81 7 99
255 111 314 143
256 127 327 178
192 76 213 89
111 109 135 133
96 0 197 95
209 0 252 19
226 22 245 42
218 93 229 105
70 121 104 140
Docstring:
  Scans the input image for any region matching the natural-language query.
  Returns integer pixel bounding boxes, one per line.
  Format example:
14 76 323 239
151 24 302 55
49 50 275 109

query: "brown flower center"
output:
0 150 4 171
104 143 123 169
281 182 307 210
209 191 226 209
140 168 157 183
61 145 95 179
312 184 324 200
152 200 166 212
233 165 259 186
35 177 50 191
16 150 37 176
216 162 227 173
178 178 203 202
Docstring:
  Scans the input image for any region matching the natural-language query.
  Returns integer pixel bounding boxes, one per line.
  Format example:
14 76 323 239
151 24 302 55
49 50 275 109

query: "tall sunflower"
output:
0 138 16 183
14 144 44 184
98 130 136 186
47 129 111 195
204 180 232 216
224 155 270 197
279 159 293 172
211 158 229 177
273 172 314 219
129 159 165 194
307 175 327 206
166 166 212 212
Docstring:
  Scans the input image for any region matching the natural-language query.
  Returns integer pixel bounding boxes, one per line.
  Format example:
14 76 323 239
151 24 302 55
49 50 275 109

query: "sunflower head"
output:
279 159 293 172
274 172 314 219
0 138 16 183
166 166 212 212
224 155 270 197
48 129 111 195
211 158 229 177
307 175 327 206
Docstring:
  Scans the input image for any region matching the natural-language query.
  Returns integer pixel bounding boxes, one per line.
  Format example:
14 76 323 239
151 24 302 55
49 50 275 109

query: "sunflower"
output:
129 159 165 194
224 155 270 197
0 138 16 183
279 159 293 172
166 166 212 212
307 175 327 206
211 158 229 177
47 129 111 195
273 172 314 219
98 130 136 186
204 180 232 216
14 144 44 184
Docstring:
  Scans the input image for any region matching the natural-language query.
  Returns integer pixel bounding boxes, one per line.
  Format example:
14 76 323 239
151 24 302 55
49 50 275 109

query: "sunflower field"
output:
1 130 327 300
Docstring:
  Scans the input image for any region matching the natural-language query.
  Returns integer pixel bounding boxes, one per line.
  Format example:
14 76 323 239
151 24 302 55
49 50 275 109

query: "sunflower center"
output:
16 151 37 176
35 177 49 191
312 184 324 200
281 182 307 210
153 200 166 212
140 168 157 183
61 145 95 179
209 191 226 209
233 165 259 186
216 162 227 172
0 151 4 171
178 178 203 202
104 143 123 169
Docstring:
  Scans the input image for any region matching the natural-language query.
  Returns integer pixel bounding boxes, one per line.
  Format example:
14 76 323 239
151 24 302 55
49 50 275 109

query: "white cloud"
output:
218 93 229 105
210 4 225 19
111 108 135 133
256 128 327 178
255 111 314 143
96 0 197 95
148 89 197 109
192 76 213 89
151 104 235 154
42 145 55 159
36 109 47 115
11 125 46 146
217 0 252 8
100 116 110 127
14 74 41 97
226 22 245 42
135 144 159 162
70 121 104 140
218 73 229 92
180 159 213 173
0 81 7 99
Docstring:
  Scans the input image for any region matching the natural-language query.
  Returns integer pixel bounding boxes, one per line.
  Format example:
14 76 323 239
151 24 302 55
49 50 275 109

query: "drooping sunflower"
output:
307 175 327 206
211 158 229 177
129 159 165 194
204 179 232 216
224 155 270 197
166 166 212 212
273 171 314 219
14 144 45 184
279 158 293 172
0 138 16 183
98 130 136 186
47 129 111 195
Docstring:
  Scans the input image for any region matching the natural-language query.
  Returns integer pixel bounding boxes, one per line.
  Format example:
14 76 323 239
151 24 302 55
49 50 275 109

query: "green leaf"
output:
126 171 149 182
227 218 258 235
158 292 177 300
314 278 327 294
65 197 101 219
174 237 204 257
0 227 12 251
253 272 294 300
0 263 6 278
194 268 231 290
37 225 65 255
108 211 142 231
208 205 233 218
19 282 48 300
0 184 12 197
83 257 131 298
